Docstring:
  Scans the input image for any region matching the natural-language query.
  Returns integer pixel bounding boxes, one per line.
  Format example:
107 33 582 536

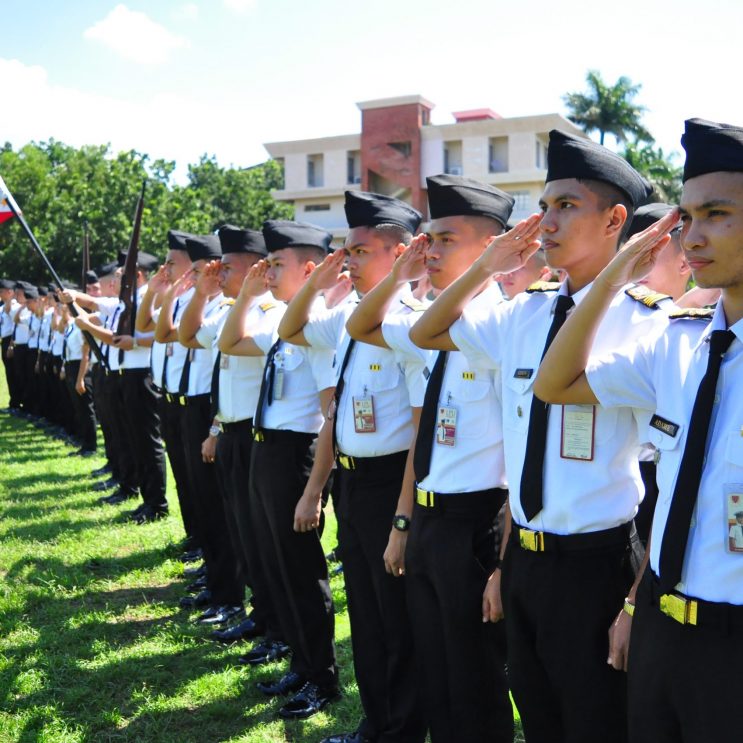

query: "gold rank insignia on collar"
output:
400 297 426 312
624 284 671 309
525 281 562 293
259 302 276 312
668 307 715 321
220 298 236 306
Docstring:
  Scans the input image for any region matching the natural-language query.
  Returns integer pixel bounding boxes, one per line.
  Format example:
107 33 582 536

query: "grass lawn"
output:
0 367 523 742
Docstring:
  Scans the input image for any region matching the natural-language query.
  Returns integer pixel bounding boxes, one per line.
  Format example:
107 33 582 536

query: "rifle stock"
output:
115 180 146 342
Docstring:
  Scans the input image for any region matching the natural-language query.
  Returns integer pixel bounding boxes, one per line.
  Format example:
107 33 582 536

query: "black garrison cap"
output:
262 220 333 254
84 270 99 284
0 278 15 289
117 251 160 271
681 118 743 182
97 261 118 278
185 235 222 262
546 130 652 207
167 229 194 251
23 286 39 299
426 175 514 229
627 203 680 238
218 224 267 256
15 280 33 291
37 286 49 297
344 191 422 233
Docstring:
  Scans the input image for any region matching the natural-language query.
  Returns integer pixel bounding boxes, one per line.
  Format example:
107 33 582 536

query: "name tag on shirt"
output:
353 395 376 433
220 354 230 370
436 405 458 446
560 405 595 461
165 343 173 357
726 488 743 553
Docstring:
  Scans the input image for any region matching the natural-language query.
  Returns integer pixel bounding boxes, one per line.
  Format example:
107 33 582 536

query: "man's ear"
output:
304 260 317 279
606 204 628 239
678 251 692 278
393 242 407 258
537 265 553 282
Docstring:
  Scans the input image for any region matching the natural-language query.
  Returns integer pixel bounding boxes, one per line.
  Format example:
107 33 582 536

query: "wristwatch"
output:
392 514 411 532
208 424 222 437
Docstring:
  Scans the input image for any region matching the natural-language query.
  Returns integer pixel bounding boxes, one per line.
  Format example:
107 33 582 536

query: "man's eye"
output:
560 201 574 209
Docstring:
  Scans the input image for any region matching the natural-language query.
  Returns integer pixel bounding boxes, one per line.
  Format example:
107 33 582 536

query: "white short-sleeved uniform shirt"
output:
28 313 41 349
63 320 85 361
303 286 432 458
587 304 743 604
384 282 506 493
450 281 670 535
196 292 284 423
180 294 229 396
13 307 31 345
98 287 151 370
252 297 334 435
1 300 19 337
150 289 194 392
51 328 64 357
38 308 54 351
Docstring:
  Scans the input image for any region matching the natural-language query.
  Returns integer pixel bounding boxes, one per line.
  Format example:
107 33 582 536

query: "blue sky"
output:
3 0 743 182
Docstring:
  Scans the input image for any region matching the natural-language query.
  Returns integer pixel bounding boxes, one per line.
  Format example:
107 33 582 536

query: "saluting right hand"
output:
308 249 347 292
391 233 428 283
240 260 269 299
475 213 543 277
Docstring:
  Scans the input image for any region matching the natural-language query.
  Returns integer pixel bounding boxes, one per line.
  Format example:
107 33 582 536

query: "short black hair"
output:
292 246 327 265
372 223 414 247
469 214 507 238
578 178 635 245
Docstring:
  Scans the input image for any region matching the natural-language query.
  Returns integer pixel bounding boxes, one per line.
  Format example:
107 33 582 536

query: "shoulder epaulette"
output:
625 285 671 309
668 307 715 321
259 302 276 312
220 298 235 307
400 297 426 312
525 281 562 293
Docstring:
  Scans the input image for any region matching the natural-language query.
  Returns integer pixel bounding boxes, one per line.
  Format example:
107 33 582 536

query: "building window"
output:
307 154 324 187
443 141 463 175
304 204 331 212
488 137 508 173
535 139 548 169
509 190 531 212
389 141 412 157
347 151 361 184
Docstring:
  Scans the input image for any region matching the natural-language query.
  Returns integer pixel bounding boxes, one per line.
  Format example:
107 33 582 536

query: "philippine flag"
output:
0 175 20 224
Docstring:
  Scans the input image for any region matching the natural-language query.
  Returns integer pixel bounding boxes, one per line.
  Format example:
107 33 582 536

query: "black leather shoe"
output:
277 681 340 720
131 505 168 524
94 478 119 492
320 732 372 743
180 548 203 564
183 563 206 578
185 576 208 594
78 449 97 458
99 489 138 505
256 671 305 697
238 639 291 666
196 605 245 626
210 617 265 644
180 589 212 610
91 464 112 477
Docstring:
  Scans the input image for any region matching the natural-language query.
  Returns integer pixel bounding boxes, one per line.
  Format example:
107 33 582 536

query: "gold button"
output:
517 406 523 418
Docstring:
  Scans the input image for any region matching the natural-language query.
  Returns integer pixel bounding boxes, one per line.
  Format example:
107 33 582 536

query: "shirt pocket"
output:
449 374 493 439
277 347 304 373
503 373 535 434
647 419 684 498
358 362 404 418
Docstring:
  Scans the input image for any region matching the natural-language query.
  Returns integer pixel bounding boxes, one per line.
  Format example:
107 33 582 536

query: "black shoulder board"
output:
400 297 426 312
259 302 276 312
625 285 671 309
668 307 715 321
525 281 562 293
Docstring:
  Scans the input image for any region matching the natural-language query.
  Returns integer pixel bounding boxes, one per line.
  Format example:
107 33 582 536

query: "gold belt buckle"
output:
660 593 698 625
253 429 264 442
519 529 545 552
415 487 434 507
179 396 187 406
338 455 354 470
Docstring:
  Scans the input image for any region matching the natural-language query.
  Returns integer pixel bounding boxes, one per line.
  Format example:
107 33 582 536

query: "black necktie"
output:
160 298 179 389
331 338 356 454
253 339 282 432
658 329 736 592
178 347 193 396
210 352 221 420
413 351 448 482
520 295 575 521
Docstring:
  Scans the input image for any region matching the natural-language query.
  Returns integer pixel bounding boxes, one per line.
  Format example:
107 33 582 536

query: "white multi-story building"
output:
264 95 586 240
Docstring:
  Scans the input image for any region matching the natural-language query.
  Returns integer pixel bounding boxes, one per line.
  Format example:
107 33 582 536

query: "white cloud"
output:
83 4 189 65
174 3 199 20
223 0 256 14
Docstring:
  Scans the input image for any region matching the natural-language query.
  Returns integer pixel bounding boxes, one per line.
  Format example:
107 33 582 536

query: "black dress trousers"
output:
2 335 20 408
63 360 97 451
249 430 337 689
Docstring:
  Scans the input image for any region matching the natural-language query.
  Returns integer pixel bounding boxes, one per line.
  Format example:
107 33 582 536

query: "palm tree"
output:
563 70 653 146
622 141 682 203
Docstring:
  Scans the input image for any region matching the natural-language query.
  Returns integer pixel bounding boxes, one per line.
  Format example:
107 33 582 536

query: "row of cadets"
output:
178 224 283 646
346 176 516 743
533 117 743 743
277 191 429 743
405 132 666 743
159 233 246 626
137 231 203 561
217 220 340 719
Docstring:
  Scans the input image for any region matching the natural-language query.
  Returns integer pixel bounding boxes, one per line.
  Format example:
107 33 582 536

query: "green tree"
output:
563 70 653 146
622 141 683 204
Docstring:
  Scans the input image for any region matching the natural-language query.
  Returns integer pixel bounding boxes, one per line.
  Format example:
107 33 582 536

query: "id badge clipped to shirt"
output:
219 354 230 370
725 485 743 553
436 405 458 447
560 405 595 461
353 387 376 433
165 342 173 357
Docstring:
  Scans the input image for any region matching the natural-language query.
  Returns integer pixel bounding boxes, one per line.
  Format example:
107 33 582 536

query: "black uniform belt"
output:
414 485 507 516
513 522 631 554
221 418 253 433
164 392 210 406
336 449 407 473
252 428 316 444
648 572 743 630
117 367 149 376
151 383 162 394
